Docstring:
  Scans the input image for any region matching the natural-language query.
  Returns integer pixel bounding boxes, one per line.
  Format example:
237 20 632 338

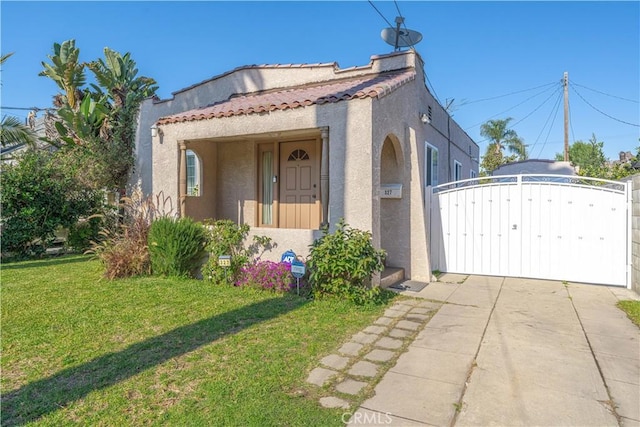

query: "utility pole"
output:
563 72 569 161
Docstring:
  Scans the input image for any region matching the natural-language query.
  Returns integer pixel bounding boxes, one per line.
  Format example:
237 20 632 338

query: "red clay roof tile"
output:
157 69 415 125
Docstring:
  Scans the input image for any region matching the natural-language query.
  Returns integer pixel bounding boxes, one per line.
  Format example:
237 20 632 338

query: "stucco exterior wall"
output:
151 93 375 259
143 50 477 283
632 174 640 294
184 141 217 221
132 51 420 197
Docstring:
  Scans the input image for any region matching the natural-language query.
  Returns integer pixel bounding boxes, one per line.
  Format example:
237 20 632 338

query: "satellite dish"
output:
381 27 423 49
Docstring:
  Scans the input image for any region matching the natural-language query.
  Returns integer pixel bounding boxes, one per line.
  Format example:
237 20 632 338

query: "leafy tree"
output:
554 134 606 171
480 143 504 175
555 134 638 179
1 150 104 257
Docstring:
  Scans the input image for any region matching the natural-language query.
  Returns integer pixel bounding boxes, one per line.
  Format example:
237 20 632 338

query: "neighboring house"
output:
611 151 640 170
133 50 478 282
492 159 577 176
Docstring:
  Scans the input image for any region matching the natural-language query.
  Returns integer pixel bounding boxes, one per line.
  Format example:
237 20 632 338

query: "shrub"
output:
236 261 293 292
0 149 105 258
66 215 105 252
89 191 173 279
148 217 208 277
201 219 273 285
307 219 387 305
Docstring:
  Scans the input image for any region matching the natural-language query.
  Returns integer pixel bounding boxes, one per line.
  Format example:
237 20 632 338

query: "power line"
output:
465 83 560 130
572 81 639 104
511 85 562 128
535 89 564 159
459 82 558 107
570 82 640 127
367 0 394 28
368 0 440 104
527 88 563 157
393 0 403 18
1 106 53 111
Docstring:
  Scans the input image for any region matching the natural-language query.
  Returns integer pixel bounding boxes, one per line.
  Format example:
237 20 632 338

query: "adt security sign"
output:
290 259 306 295
290 260 306 279
281 250 296 265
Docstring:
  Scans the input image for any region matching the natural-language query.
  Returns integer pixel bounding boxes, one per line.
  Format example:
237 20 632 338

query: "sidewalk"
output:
348 275 640 426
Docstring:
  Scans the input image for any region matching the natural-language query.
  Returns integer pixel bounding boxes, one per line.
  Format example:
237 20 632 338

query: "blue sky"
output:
1 1 638 160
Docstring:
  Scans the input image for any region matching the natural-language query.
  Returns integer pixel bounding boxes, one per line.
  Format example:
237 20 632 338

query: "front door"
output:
279 141 320 229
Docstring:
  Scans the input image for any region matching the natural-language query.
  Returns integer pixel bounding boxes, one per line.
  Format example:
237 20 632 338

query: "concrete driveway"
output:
353 275 640 426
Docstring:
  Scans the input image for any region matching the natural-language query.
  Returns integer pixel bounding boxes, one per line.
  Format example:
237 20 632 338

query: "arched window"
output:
186 149 201 196
287 149 309 161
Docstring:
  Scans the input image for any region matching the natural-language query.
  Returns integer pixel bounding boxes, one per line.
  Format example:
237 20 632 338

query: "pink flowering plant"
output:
235 260 295 292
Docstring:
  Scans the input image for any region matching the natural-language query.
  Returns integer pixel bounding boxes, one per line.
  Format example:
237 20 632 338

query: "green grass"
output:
1 255 392 426
617 300 640 328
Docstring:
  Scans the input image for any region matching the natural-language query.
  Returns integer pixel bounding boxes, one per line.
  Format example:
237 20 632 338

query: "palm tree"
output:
1 53 37 148
0 116 37 148
480 118 527 161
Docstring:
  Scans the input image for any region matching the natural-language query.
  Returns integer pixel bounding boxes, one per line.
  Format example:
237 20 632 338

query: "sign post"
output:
290 259 306 295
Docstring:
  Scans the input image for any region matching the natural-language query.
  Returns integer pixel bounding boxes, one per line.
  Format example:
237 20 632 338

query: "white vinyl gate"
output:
428 175 631 287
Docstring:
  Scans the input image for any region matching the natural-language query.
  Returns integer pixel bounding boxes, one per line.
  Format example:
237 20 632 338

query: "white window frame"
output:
454 160 463 181
186 149 201 196
470 169 477 179
425 143 439 187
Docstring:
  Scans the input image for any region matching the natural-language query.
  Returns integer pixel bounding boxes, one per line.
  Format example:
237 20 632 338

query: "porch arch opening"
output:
379 134 407 271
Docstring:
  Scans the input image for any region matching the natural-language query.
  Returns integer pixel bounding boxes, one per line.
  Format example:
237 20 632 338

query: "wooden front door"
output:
279 141 320 229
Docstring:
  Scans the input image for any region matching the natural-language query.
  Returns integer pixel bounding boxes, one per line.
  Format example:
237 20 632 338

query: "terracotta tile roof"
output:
157 69 416 125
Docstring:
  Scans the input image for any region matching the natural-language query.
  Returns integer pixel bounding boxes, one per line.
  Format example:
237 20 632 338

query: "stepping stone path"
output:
306 298 442 409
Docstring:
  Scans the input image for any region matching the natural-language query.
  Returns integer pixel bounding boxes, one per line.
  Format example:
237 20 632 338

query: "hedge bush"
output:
1 150 104 258
307 219 388 304
148 217 208 277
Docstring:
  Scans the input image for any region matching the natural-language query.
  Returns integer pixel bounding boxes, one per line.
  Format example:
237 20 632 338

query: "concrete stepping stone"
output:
406 313 430 322
319 396 350 409
384 308 406 318
320 354 350 370
396 320 422 331
336 378 368 395
365 349 396 362
374 316 394 326
388 328 412 338
351 332 378 344
418 301 442 310
307 367 338 387
349 360 380 377
410 307 435 314
390 304 412 313
338 341 364 356
363 325 387 335
376 336 404 350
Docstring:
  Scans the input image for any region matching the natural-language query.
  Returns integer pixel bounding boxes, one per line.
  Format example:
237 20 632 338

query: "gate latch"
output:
512 224 518 230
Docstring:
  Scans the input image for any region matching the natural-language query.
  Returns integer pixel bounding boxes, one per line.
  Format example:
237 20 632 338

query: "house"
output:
491 159 577 176
133 50 478 283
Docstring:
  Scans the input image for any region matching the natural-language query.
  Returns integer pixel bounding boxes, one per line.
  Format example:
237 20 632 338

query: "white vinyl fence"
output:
428 175 631 287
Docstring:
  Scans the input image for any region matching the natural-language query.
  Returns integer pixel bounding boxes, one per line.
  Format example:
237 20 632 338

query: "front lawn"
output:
1 255 389 425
